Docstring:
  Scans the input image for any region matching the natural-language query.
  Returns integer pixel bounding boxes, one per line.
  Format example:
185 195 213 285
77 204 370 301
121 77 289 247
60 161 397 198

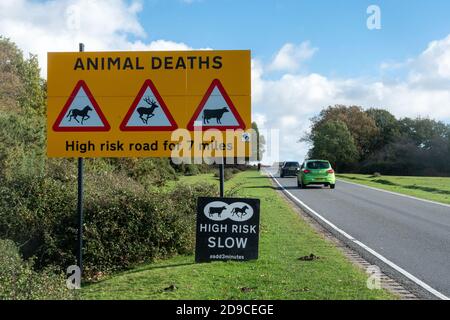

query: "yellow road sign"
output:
47 50 251 158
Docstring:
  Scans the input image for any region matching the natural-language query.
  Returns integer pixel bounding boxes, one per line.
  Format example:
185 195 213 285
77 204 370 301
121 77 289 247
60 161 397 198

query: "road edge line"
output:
269 173 449 301
337 178 450 208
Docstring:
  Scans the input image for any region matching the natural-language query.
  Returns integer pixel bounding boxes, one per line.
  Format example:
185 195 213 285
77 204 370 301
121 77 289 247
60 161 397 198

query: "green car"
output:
297 160 336 189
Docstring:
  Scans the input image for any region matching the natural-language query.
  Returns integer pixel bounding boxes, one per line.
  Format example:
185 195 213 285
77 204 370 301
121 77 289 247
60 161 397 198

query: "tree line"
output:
302 105 450 176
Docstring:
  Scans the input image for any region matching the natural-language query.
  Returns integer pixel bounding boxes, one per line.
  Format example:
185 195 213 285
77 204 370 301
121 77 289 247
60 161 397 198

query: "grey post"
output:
219 157 224 197
77 43 85 278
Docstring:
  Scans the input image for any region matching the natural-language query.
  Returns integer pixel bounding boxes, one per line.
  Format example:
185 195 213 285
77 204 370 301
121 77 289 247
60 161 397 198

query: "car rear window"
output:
284 162 300 167
306 161 330 169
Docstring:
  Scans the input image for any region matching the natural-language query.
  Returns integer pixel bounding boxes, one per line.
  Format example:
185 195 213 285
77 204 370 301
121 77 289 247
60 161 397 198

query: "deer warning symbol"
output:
53 80 110 132
120 79 178 131
187 79 245 131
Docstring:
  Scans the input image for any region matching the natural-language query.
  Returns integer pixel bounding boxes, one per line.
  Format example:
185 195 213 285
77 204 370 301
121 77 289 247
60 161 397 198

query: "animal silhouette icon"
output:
208 206 227 218
202 107 229 124
137 96 159 124
231 205 250 219
67 106 92 124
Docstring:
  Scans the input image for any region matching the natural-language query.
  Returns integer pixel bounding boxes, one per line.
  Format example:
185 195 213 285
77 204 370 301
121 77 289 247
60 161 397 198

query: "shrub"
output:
183 164 200 176
214 168 235 181
0 239 76 300
231 168 241 174
0 170 216 277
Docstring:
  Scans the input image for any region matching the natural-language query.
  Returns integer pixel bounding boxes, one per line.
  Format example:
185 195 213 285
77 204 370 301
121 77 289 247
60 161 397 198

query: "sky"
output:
1 0 450 163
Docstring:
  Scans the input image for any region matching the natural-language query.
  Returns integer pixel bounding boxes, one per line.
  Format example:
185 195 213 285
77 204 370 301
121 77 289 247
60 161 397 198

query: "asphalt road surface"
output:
268 169 450 299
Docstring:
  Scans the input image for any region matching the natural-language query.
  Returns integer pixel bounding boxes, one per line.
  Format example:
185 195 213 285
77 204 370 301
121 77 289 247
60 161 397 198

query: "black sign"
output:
195 197 260 263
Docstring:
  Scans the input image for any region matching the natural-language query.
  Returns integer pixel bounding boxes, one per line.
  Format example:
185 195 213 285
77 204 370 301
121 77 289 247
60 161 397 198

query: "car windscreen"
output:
284 162 300 168
306 161 330 169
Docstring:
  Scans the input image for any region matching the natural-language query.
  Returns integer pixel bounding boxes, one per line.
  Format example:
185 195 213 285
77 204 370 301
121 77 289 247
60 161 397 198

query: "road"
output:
267 169 450 299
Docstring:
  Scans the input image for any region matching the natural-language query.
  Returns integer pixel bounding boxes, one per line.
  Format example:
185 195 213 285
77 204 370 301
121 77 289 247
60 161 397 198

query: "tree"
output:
398 117 448 149
309 120 359 171
307 105 379 160
0 36 45 113
361 118 450 176
366 108 400 151
0 37 24 109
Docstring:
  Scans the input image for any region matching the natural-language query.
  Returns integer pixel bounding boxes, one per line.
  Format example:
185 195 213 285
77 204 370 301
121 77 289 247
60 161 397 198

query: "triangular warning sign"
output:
53 80 110 132
120 80 178 131
187 79 246 131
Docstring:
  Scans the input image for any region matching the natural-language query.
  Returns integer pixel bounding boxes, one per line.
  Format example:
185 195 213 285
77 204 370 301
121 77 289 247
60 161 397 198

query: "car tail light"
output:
303 169 310 174
327 169 334 174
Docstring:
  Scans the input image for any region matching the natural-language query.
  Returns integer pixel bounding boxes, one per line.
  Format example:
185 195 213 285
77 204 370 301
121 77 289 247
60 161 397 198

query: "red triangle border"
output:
52 80 111 132
120 79 178 131
186 79 246 131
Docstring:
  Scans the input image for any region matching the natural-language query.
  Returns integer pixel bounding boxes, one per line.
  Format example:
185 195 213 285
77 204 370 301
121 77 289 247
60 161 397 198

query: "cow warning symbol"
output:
120 79 178 131
53 80 110 132
187 79 245 131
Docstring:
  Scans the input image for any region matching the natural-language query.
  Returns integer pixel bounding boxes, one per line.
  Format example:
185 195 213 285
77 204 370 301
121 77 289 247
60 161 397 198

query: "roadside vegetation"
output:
337 173 450 205
302 105 450 176
82 171 396 300
0 239 76 300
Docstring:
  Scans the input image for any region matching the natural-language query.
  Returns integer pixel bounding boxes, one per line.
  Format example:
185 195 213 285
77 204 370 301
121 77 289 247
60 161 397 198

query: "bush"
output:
103 158 178 187
0 239 75 300
183 164 200 176
83 178 216 275
214 168 235 181
231 168 241 174
0 170 216 277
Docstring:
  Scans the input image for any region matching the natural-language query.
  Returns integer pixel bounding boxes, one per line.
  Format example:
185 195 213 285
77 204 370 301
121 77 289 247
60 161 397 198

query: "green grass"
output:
175 173 217 185
337 174 450 205
82 170 396 300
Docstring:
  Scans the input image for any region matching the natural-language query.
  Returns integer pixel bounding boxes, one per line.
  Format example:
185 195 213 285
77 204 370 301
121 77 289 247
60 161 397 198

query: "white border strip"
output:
338 178 450 208
270 173 449 300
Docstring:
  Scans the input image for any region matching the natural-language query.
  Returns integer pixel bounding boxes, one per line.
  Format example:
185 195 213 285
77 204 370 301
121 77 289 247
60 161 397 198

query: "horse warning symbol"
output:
53 80 110 132
120 79 178 131
187 79 245 131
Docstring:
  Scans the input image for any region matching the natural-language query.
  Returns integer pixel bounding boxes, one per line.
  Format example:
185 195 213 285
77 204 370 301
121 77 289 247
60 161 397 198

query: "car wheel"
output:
330 184 335 189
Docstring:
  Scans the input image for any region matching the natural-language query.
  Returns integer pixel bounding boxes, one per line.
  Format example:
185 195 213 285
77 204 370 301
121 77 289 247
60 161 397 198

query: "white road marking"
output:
338 178 450 208
269 172 449 300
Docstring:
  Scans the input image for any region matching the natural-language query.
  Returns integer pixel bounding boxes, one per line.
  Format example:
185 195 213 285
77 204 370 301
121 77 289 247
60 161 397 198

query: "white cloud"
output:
268 41 317 72
415 34 450 79
253 35 450 164
0 0 199 76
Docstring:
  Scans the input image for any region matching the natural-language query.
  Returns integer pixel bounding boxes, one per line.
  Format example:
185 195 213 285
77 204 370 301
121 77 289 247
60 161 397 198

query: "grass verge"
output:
82 170 396 300
337 174 450 205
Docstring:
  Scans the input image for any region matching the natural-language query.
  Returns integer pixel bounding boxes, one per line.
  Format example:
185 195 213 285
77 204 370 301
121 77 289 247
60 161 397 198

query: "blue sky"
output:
136 0 450 78
2 0 450 162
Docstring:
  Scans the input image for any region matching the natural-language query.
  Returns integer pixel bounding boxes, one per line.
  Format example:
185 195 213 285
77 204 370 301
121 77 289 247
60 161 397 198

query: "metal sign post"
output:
77 43 84 278
219 158 225 197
